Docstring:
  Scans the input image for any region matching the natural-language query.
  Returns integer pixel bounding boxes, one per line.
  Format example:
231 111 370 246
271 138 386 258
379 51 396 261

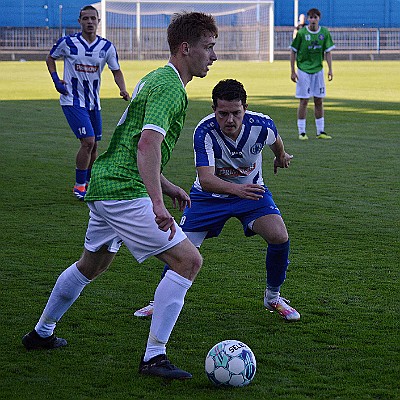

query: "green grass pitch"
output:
0 59 399 399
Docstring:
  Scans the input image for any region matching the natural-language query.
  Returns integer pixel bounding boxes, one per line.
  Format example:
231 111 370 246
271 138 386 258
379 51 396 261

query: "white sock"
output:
297 119 306 135
265 288 280 301
35 263 91 338
144 269 192 361
315 117 325 135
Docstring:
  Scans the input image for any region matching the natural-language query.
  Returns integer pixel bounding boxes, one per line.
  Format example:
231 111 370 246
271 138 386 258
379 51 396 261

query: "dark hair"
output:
212 79 247 107
167 12 218 55
79 5 99 19
307 8 321 18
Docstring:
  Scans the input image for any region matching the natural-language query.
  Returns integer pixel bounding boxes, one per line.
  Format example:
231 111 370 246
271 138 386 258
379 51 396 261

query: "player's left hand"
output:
274 153 293 174
328 71 333 81
120 90 130 101
169 186 191 211
160 175 191 211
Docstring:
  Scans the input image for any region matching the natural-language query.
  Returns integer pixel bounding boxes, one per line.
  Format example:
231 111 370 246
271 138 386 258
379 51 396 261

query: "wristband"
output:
51 71 60 83
51 71 67 95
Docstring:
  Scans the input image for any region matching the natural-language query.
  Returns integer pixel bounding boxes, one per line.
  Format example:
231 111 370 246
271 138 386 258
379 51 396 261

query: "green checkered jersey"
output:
291 26 335 74
85 64 188 201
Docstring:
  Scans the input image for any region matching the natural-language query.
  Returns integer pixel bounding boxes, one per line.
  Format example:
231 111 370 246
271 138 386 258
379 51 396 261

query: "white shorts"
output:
296 69 326 99
84 198 187 263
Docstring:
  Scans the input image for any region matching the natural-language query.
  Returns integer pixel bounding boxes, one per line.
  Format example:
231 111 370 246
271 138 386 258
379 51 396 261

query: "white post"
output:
256 2 260 60
59 4 63 37
101 0 106 38
269 1 274 63
294 0 298 26
136 2 141 60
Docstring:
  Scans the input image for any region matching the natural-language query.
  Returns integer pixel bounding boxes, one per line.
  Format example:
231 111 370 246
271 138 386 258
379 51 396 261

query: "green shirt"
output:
291 26 335 74
85 64 188 201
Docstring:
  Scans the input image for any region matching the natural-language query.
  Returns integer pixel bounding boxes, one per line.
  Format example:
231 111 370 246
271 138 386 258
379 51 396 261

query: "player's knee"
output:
268 230 289 245
181 248 203 281
314 97 323 106
193 250 203 271
80 138 95 152
278 233 289 244
188 249 203 274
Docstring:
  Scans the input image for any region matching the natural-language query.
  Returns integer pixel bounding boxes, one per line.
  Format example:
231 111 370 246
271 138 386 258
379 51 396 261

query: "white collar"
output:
167 62 185 88
306 26 321 34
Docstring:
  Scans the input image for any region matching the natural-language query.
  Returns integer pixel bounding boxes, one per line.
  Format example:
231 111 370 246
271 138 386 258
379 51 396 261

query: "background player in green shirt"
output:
290 8 335 140
22 11 218 380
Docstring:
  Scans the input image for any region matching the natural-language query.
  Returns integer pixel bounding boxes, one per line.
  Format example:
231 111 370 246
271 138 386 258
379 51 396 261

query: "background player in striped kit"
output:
135 79 300 322
46 5 130 200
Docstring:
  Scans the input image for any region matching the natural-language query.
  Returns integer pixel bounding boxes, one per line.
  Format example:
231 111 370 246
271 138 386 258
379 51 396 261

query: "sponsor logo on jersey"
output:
308 40 322 50
230 151 243 158
216 164 256 177
75 64 99 73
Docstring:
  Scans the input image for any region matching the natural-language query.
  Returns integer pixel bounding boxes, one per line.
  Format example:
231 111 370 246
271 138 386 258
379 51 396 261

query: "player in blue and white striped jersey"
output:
46 5 130 200
135 79 300 321
192 108 279 193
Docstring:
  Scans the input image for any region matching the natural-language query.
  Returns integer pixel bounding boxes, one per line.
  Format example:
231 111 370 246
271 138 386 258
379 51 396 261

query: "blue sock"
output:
161 264 170 280
86 168 91 184
75 168 87 186
266 240 290 290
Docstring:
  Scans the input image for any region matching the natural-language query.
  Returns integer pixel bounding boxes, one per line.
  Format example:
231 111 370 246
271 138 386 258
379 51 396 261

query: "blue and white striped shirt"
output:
50 32 120 110
193 111 278 194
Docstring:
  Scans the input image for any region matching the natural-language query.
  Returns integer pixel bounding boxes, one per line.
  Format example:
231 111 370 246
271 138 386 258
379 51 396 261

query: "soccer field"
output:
0 60 399 399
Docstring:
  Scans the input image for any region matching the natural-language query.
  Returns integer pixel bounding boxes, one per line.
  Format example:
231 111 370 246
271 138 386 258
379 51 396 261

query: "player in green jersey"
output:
22 11 218 380
85 65 189 201
290 8 335 140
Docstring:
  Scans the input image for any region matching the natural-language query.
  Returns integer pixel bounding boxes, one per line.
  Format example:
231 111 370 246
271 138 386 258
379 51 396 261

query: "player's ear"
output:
243 103 248 110
181 42 190 56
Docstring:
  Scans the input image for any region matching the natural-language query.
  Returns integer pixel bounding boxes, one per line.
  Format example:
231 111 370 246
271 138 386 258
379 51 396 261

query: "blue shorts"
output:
62 105 102 141
180 186 281 239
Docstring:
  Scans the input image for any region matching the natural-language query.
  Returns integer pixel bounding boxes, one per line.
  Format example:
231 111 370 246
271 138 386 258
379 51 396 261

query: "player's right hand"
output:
54 80 68 95
153 204 176 241
51 72 68 95
120 90 130 101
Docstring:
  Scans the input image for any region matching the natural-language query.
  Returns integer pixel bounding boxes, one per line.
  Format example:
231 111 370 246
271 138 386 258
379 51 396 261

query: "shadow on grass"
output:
0 95 399 137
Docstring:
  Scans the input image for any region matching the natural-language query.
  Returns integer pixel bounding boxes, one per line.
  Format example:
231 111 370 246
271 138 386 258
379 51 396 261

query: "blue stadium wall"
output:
1 0 399 28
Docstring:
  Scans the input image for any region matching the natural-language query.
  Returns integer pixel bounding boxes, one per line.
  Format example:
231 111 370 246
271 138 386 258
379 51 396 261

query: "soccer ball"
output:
205 340 256 387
